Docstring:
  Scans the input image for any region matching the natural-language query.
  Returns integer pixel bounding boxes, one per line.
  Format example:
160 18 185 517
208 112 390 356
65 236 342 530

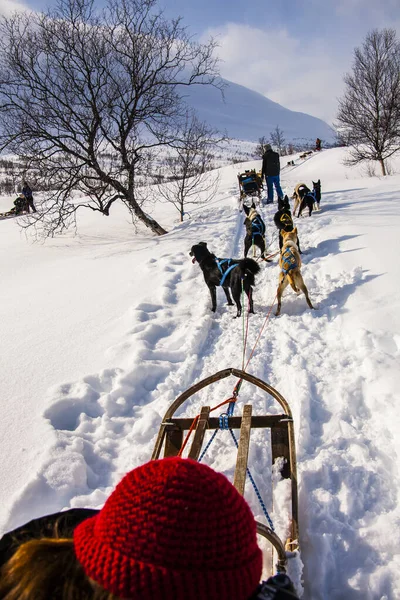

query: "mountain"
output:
184 78 335 144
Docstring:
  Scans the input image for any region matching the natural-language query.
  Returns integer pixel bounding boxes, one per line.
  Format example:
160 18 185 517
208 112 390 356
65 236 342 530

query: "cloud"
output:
200 0 400 125
203 23 349 124
0 0 29 17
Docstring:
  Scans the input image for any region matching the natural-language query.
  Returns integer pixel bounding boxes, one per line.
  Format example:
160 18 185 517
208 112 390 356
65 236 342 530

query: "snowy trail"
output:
2 152 400 599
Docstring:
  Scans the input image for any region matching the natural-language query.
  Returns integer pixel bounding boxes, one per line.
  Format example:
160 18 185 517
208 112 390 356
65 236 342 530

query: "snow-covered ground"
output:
1 147 400 599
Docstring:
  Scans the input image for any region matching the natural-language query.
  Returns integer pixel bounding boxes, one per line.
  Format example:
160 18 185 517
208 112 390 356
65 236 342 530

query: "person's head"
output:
265 144 272 152
0 458 263 600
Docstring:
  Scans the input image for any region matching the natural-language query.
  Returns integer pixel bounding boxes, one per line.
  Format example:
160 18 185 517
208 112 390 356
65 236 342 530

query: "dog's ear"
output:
243 204 250 215
251 201 256 209
293 227 297 234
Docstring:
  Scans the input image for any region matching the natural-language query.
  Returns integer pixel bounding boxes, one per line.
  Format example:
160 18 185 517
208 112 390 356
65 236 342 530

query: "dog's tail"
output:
287 273 299 293
239 258 260 286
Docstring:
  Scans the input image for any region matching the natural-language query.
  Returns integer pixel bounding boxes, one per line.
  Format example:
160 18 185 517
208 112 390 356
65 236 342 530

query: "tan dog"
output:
292 183 311 215
276 228 314 316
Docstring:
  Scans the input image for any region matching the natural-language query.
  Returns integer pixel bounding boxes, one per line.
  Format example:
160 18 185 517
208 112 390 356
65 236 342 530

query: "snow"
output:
1 147 400 599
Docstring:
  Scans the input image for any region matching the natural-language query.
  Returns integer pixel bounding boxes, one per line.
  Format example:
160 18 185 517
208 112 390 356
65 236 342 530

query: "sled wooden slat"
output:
233 405 252 495
164 415 288 431
164 424 183 458
271 423 291 480
188 406 210 460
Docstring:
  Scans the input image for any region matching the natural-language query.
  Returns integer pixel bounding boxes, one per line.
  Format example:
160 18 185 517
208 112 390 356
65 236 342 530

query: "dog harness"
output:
305 190 316 202
251 215 265 239
280 213 293 229
281 247 297 275
215 258 237 286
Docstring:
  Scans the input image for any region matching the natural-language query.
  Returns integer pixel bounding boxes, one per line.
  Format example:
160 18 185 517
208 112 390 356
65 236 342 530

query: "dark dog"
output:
189 242 260 317
292 183 310 215
312 180 321 210
297 191 314 217
274 196 301 253
243 202 267 259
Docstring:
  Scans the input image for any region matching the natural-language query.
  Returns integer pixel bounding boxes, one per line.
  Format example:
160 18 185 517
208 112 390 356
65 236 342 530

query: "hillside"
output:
185 78 336 144
0 148 400 598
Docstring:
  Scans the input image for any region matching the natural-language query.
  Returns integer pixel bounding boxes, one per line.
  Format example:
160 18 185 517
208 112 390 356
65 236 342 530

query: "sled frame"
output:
238 170 263 205
152 367 299 570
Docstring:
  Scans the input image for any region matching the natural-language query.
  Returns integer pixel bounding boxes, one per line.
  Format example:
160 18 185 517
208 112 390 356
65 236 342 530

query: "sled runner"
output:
238 170 263 207
152 367 299 574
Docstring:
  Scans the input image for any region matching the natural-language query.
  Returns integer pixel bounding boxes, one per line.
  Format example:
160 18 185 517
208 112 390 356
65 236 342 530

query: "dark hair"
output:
0 538 117 600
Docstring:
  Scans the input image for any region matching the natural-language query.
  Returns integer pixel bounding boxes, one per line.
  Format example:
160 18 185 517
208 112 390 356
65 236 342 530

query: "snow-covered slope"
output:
185 78 336 143
1 148 400 598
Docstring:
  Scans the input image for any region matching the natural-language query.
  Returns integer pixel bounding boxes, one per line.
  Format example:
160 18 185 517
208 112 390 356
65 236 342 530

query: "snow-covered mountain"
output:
185 78 336 144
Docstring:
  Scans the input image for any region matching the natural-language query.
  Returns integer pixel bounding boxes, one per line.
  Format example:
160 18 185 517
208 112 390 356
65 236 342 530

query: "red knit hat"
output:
74 458 262 600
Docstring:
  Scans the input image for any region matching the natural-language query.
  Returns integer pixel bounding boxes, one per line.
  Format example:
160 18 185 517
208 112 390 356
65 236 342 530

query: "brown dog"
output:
276 228 314 316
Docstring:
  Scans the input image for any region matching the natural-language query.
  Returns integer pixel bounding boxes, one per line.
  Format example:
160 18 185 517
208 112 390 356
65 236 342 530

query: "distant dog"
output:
189 242 260 317
312 180 321 210
292 183 311 215
274 196 301 253
275 229 314 316
243 202 267 259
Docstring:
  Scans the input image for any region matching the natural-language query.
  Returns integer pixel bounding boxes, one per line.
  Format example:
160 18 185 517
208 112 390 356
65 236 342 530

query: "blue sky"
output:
2 0 400 124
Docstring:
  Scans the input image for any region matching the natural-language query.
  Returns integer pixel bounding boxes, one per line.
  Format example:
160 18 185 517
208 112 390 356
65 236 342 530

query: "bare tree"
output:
270 126 286 156
157 112 222 221
255 136 269 158
0 0 222 237
337 29 400 176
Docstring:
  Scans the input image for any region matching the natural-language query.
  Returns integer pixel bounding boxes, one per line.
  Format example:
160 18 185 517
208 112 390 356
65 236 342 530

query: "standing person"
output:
315 138 321 151
22 181 37 213
261 144 283 204
0 457 299 600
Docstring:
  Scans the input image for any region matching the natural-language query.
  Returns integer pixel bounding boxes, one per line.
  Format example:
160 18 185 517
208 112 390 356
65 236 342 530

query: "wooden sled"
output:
237 170 263 210
152 367 299 574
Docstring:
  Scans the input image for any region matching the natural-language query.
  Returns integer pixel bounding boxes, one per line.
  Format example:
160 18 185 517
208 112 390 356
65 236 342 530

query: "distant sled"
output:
237 169 264 210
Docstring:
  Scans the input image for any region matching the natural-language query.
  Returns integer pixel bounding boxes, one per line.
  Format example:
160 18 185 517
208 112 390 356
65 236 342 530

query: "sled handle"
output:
256 521 287 572
157 368 292 421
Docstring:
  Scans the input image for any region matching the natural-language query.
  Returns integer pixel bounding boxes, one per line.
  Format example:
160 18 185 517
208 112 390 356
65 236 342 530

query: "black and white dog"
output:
189 242 260 317
242 202 267 259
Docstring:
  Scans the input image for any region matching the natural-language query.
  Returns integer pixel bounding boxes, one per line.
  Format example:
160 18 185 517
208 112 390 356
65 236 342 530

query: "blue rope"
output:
197 399 275 532
228 428 275 531
199 429 219 462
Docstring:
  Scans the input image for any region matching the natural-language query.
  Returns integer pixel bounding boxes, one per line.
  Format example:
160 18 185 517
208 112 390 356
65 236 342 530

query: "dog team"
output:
190 147 321 317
